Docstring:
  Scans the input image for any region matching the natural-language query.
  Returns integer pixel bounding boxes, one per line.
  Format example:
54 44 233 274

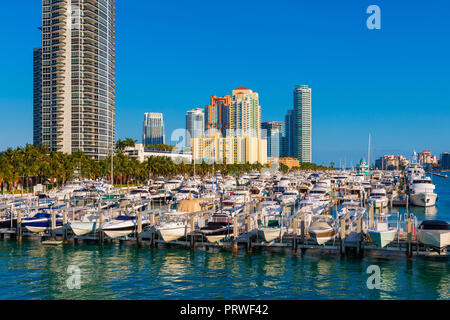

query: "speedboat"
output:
101 215 149 238
155 196 203 242
257 205 285 242
368 188 389 209
308 215 337 245
279 189 299 205
70 211 110 236
22 210 63 233
367 214 397 248
156 211 190 242
416 220 450 249
200 206 243 243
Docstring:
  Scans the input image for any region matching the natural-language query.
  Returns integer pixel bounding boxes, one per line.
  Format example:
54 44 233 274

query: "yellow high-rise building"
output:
191 133 267 165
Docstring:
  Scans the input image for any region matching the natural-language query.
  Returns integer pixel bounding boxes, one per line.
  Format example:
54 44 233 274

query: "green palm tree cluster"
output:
0 145 103 194
0 143 331 193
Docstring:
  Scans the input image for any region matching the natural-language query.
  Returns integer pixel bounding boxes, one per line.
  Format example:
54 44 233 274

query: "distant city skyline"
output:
1 1 449 165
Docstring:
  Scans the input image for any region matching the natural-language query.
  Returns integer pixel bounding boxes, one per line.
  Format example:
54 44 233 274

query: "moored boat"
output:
416 220 450 249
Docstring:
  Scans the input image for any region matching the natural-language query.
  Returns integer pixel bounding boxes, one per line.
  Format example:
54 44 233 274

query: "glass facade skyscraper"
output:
293 85 312 163
262 121 283 158
143 113 165 145
186 108 205 147
36 0 116 159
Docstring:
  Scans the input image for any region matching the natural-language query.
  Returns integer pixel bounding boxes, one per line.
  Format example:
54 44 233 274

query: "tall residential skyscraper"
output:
143 113 165 145
33 48 43 147
205 95 231 137
36 0 116 159
262 121 283 158
186 108 205 147
229 87 261 138
283 109 295 157
293 85 312 163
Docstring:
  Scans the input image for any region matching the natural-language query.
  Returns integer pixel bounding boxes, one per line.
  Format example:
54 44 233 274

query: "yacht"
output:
408 177 437 207
173 187 200 202
368 188 389 209
164 178 183 191
222 190 250 206
279 189 299 205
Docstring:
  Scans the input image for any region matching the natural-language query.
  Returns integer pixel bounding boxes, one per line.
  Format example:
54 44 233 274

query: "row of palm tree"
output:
0 143 332 194
0 145 267 193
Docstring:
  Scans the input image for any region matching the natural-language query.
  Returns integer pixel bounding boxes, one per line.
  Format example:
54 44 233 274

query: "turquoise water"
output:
0 174 448 300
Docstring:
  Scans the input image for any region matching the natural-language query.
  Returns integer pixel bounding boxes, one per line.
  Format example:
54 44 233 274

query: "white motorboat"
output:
257 205 285 242
22 210 63 233
416 220 450 249
279 189 299 205
70 211 110 236
156 196 203 242
408 177 437 207
101 215 149 238
367 214 397 248
308 215 337 245
156 212 190 242
368 188 389 209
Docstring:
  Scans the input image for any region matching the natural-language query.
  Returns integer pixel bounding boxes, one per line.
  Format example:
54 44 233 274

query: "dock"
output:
1 203 448 261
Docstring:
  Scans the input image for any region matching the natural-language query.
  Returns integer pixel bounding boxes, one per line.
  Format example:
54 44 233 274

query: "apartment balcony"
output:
53 54 66 61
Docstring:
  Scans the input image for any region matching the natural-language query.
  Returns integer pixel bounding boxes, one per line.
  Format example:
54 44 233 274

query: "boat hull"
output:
309 229 336 245
70 221 99 236
410 193 437 207
157 226 190 242
257 228 284 242
416 230 450 249
368 229 396 248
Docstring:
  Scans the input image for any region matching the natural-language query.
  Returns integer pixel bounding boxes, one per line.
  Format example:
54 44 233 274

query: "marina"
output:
0 163 449 300
1 164 449 260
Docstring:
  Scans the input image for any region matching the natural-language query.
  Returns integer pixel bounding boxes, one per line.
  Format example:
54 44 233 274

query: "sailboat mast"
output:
111 149 114 185
368 133 371 170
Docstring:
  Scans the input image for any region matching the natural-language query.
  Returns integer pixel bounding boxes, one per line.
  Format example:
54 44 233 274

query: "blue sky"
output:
0 0 449 166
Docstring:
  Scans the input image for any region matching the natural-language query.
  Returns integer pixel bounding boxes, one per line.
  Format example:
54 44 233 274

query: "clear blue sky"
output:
0 0 449 166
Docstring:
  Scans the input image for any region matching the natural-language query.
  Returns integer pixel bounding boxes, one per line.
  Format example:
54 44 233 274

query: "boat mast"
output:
368 133 371 172
111 148 114 185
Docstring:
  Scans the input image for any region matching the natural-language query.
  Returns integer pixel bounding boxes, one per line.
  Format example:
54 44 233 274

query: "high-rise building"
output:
441 152 450 170
36 0 116 159
205 95 230 137
293 85 312 163
33 48 42 146
261 121 283 158
143 113 165 145
229 87 261 138
186 108 204 147
191 132 267 165
283 109 295 157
